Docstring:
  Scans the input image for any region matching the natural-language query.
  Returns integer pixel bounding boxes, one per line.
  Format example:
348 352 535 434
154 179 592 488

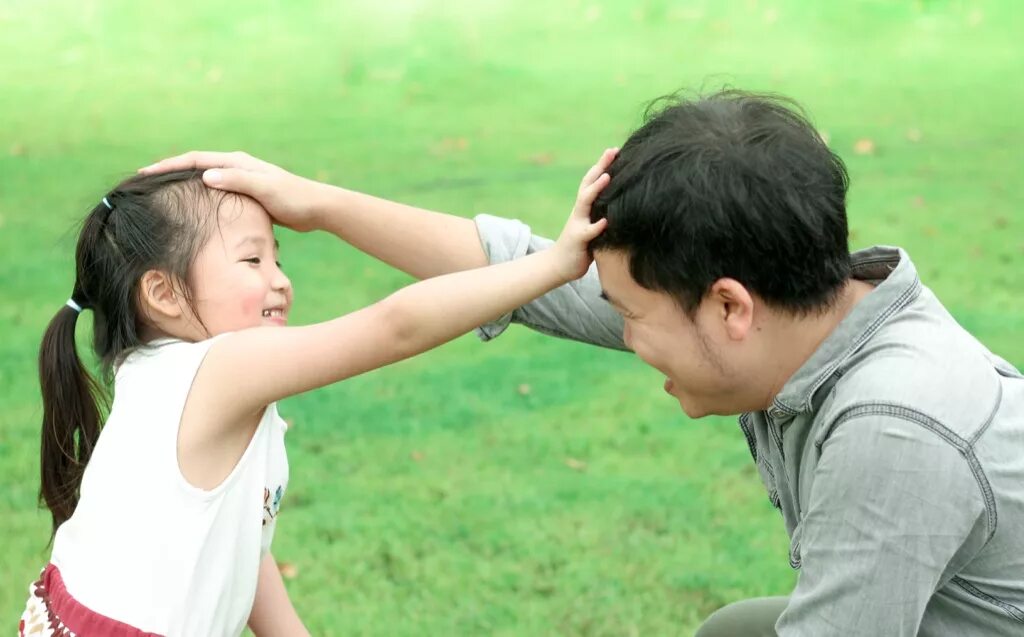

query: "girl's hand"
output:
552 148 618 282
138 151 327 232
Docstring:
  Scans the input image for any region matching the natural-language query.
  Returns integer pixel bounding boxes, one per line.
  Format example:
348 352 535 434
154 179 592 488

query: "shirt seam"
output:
951 576 1024 624
969 379 1003 446
821 403 998 543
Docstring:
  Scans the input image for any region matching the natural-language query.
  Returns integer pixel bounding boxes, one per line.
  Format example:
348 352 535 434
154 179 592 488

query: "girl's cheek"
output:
240 286 266 316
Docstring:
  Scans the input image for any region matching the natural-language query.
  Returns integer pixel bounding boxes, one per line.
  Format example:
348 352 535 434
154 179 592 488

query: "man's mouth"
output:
664 377 674 394
262 308 286 320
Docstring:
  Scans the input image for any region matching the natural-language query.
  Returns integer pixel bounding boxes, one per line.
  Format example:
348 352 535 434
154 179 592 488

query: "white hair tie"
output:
66 299 83 313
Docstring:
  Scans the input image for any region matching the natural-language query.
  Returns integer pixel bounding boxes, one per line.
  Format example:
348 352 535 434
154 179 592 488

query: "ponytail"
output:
36 170 217 537
38 298 106 536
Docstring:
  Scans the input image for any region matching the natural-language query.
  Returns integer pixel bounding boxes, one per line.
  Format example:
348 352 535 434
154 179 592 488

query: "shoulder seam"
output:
821 403 997 543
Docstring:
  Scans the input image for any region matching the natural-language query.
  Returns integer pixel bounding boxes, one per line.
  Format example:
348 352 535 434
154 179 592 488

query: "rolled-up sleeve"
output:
473 214 627 351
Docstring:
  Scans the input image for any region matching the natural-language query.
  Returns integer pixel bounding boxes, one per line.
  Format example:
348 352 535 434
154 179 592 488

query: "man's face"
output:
594 250 745 418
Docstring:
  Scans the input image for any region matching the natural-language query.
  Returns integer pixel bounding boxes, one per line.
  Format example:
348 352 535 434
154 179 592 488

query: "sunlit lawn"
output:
1 1 1021 634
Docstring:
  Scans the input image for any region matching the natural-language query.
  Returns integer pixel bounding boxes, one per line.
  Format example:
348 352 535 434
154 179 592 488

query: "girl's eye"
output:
243 257 261 265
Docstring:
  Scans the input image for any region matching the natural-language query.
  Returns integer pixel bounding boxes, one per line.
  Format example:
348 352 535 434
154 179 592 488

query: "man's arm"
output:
306 186 627 349
140 150 627 350
776 412 988 636
309 190 626 349
311 185 488 279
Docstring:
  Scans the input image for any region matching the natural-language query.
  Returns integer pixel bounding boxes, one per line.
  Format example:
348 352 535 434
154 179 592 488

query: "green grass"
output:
2 1 1022 634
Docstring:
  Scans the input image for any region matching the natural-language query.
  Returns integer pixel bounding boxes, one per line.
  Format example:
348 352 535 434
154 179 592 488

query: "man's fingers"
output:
138 150 257 175
138 151 223 174
202 168 269 198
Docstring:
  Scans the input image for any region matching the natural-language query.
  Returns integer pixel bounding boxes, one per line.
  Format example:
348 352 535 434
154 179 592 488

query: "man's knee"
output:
693 596 789 637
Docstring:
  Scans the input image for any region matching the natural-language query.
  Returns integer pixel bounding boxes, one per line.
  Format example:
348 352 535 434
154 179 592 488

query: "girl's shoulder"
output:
117 334 231 378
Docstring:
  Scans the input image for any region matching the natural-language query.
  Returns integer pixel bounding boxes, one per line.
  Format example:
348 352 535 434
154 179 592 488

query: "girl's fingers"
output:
598 147 618 173
578 157 606 189
579 148 616 189
576 173 610 213
587 147 618 185
579 217 608 241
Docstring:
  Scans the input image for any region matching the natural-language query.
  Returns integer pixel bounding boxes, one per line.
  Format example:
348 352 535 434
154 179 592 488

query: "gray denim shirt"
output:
474 214 1024 636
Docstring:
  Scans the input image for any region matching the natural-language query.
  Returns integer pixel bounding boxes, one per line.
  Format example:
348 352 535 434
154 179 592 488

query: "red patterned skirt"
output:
19 564 162 637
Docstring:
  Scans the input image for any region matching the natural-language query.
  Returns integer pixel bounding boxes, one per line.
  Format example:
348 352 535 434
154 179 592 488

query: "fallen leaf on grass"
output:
853 138 876 155
431 137 470 156
517 383 531 396
565 457 587 472
278 561 299 579
527 152 554 166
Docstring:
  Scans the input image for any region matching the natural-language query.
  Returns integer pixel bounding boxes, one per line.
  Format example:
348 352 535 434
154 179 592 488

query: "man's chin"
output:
671 392 706 419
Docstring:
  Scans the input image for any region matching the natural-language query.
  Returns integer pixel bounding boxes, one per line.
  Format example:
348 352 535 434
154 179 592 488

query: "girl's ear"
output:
139 269 184 320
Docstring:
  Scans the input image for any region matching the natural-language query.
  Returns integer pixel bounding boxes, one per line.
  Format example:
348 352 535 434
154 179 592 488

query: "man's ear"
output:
707 278 754 341
138 269 184 320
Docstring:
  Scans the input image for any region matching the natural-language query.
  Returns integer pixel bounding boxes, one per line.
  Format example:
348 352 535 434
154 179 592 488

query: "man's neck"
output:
758 278 876 409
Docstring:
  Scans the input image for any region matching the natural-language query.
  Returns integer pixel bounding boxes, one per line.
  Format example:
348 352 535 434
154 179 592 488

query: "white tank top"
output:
49 337 289 636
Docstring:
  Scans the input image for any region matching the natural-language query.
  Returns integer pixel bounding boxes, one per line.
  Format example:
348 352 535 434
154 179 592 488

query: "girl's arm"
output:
185 157 611 438
248 553 310 637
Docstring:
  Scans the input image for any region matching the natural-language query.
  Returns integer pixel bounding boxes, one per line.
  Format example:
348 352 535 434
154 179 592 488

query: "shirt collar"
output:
768 246 921 417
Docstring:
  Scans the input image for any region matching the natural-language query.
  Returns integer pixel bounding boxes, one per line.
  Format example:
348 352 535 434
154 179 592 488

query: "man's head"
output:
590 90 852 417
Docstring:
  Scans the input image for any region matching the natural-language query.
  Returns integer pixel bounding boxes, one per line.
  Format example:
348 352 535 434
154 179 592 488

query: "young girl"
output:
21 152 614 636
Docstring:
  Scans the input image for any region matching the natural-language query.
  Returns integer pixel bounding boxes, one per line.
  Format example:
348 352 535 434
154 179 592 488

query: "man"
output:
143 89 1024 635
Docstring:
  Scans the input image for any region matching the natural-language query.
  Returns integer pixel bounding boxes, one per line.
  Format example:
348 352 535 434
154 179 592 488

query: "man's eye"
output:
275 261 282 268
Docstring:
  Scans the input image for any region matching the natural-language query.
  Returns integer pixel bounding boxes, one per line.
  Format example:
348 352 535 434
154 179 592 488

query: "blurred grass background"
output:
1 0 1021 634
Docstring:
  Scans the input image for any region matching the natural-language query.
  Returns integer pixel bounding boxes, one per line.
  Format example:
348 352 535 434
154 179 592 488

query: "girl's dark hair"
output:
590 89 851 316
38 170 227 535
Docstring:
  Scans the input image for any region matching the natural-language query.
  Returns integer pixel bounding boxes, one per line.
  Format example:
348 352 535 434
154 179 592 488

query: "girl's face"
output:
186 196 293 336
